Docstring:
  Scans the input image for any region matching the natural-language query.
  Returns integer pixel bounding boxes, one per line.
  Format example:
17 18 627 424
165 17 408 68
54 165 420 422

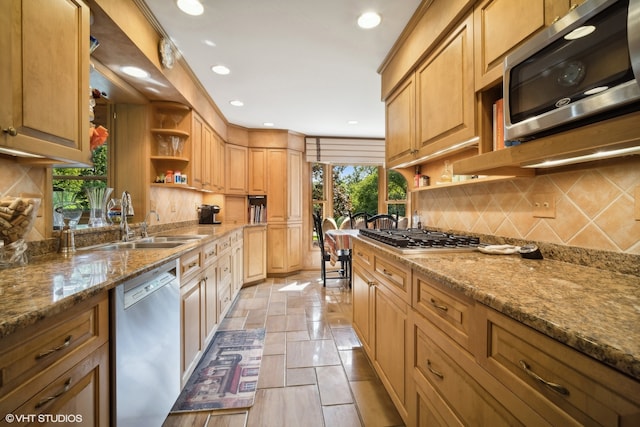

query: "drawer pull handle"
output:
519 360 569 396
382 269 393 277
36 335 72 359
367 281 376 287
187 261 198 269
427 360 444 379
35 378 72 408
357 252 364 257
429 298 448 312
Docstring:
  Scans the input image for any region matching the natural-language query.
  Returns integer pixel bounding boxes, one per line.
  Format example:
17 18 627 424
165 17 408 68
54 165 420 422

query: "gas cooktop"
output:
358 228 481 254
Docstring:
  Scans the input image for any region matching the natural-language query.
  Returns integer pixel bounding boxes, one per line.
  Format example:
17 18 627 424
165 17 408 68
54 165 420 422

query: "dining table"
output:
324 229 360 264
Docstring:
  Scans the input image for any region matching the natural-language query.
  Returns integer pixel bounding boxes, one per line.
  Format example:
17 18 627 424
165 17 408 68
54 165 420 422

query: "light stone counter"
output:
355 238 640 381
0 224 244 338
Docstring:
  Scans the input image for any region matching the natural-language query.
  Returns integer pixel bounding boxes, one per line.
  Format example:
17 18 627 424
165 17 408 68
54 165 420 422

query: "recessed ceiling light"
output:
263 122 275 127
121 66 149 79
347 120 359 125
203 39 216 47
229 100 244 107
211 65 230 75
176 0 204 16
357 12 382 29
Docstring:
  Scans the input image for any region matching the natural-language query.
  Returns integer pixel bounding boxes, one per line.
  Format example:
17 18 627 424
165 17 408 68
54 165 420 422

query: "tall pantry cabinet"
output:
247 130 304 275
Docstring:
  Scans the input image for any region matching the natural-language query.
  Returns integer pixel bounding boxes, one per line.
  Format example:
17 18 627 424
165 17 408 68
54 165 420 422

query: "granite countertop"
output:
356 238 640 381
0 224 244 338
2 225 639 382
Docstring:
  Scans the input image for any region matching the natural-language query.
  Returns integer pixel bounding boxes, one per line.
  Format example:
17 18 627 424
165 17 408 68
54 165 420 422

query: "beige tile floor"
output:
163 272 404 427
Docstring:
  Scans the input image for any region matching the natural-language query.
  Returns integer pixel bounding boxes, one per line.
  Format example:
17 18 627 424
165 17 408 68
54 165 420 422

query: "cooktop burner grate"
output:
358 228 480 253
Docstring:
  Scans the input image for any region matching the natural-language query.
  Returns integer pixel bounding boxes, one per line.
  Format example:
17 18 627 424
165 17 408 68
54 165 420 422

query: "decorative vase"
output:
85 187 113 227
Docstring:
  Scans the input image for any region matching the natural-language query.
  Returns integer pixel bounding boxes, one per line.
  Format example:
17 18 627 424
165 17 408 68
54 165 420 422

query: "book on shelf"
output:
248 195 267 224
493 98 505 151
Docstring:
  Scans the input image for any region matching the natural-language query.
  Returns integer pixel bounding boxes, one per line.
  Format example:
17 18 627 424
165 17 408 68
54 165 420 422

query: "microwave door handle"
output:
630 0 640 83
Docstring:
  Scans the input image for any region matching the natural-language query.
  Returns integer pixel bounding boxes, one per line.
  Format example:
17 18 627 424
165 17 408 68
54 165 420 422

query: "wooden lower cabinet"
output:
0 293 109 426
352 240 410 423
267 223 302 274
180 274 205 385
243 225 266 284
478 305 640 426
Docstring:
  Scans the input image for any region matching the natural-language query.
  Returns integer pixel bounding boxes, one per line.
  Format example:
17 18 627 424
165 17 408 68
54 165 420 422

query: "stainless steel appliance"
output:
198 204 221 224
358 228 481 255
504 0 640 141
112 262 180 427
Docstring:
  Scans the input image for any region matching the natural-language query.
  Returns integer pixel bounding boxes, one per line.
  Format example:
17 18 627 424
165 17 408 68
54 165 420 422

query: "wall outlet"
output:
532 193 556 218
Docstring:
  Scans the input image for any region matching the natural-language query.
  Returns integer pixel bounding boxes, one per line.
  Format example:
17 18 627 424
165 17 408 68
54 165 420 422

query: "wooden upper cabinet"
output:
474 0 574 90
225 144 248 194
385 75 416 168
211 134 225 192
416 13 475 157
248 148 267 194
191 113 204 189
0 0 91 164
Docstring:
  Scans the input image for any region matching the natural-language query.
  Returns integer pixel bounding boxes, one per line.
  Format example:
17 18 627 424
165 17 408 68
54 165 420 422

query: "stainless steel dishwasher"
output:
112 262 180 427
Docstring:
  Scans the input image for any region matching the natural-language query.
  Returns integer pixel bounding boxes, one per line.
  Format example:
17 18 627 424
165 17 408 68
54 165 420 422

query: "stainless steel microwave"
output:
504 0 640 141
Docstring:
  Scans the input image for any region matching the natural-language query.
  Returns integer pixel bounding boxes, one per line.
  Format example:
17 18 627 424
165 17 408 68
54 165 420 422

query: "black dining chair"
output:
313 212 351 287
366 213 399 230
348 211 369 229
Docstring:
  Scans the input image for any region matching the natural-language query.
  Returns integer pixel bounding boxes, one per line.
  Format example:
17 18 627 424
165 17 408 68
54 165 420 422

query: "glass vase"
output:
85 187 113 227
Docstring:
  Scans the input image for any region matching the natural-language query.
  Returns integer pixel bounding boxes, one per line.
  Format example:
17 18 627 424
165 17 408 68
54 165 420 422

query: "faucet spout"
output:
141 210 160 238
120 191 135 241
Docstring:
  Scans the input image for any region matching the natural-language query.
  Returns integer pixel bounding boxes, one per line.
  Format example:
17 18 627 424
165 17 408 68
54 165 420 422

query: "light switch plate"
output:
532 193 556 218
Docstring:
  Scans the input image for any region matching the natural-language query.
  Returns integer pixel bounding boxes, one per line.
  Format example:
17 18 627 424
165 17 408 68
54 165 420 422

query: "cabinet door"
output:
266 150 287 222
385 75 416 168
203 264 218 343
374 284 408 419
286 223 302 270
416 14 475 157
287 150 303 222
0 0 91 164
211 134 225 191
225 144 248 194
243 226 267 283
248 148 267 194
352 261 375 356
202 124 213 190
191 113 204 188
180 277 204 384
474 0 571 89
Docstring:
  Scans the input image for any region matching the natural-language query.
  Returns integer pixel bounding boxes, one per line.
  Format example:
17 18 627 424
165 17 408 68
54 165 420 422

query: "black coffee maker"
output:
198 204 221 224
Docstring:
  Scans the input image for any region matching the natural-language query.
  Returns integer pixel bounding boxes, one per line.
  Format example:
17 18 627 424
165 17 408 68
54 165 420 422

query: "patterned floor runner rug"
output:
171 328 266 412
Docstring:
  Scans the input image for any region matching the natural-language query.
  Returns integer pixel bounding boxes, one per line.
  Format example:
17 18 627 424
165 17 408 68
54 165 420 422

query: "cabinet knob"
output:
2 126 17 136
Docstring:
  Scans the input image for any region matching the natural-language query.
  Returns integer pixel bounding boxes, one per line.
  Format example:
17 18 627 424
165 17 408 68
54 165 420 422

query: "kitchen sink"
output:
149 234 209 242
83 241 187 251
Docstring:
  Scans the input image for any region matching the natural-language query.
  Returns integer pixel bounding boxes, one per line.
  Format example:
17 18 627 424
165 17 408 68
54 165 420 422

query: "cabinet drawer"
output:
202 241 218 266
0 294 108 400
413 313 533 426
413 273 476 353
218 236 232 253
481 307 640 426
218 282 232 321
5 343 109 425
352 241 373 268
218 255 231 284
179 249 202 282
373 255 410 302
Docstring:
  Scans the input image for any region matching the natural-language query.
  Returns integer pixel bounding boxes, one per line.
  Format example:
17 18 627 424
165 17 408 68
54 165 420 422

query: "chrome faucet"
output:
141 210 159 238
120 191 135 241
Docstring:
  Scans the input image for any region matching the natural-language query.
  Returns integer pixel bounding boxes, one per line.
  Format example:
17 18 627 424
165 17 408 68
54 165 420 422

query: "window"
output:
52 103 110 229
311 163 407 230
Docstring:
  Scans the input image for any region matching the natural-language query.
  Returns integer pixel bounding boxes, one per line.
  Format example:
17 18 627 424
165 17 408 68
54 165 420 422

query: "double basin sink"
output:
84 234 208 251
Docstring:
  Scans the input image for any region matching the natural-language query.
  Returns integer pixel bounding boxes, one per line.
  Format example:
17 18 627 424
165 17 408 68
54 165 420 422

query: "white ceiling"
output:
142 0 422 138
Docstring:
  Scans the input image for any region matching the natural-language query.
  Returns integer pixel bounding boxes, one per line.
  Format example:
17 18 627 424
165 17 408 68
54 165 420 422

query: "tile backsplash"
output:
417 157 640 254
0 158 46 241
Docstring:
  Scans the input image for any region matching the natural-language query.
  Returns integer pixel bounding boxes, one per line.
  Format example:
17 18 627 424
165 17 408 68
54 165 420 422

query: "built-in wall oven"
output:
504 0 640 141
112 262 180 427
